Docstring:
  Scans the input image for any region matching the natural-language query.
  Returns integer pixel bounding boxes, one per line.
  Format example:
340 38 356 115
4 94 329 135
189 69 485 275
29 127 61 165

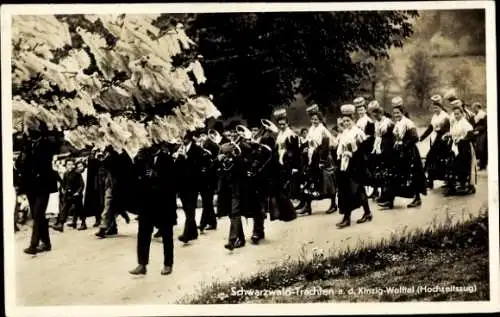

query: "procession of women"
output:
14 87 487 276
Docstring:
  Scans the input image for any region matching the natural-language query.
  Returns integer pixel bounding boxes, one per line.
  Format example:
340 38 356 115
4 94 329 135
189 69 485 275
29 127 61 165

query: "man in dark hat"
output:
129 141 177 275
175 130 203 243
16 117 62 254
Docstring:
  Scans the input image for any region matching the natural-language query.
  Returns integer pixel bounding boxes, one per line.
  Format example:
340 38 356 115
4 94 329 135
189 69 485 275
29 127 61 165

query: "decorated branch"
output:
12 14 220 158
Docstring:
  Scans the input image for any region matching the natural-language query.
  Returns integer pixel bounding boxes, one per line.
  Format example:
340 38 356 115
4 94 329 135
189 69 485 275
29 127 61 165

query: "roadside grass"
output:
180 208 489 304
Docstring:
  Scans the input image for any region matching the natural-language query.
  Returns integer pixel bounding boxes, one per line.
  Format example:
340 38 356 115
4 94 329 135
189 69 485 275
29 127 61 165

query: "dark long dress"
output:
420 116 454 182
390 126 427 198
281 135 302 199
473 113 488 169
309 137 336 199
259 136 297 223
336 136 369 216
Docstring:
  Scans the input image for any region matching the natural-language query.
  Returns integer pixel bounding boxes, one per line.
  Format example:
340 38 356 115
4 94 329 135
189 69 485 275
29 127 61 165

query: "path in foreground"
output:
15 172 488 306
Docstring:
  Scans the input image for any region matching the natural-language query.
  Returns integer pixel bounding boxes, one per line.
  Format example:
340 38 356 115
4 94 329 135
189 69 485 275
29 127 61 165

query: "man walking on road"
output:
129 142 178 275
16 115 62 255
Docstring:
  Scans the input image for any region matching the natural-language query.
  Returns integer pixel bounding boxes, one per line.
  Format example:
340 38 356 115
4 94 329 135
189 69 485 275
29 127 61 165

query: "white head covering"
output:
391 96 403 107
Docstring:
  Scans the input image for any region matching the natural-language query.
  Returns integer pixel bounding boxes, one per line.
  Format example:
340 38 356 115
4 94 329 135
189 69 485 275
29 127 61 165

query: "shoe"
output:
296 205 312 216
153 230 161 238
336 219 351 229
51 224 64 232
23 247 38 255
225 238 245 250
378 201 394 210
95 228 106 238
77 224 87 231
198 224 206 232
426 181 434 189
67 223 77 229
294 201 306 210
178 235 189 243
205 224 217 231
15 226 20 232
161 266 173 275
129 265 147 275
93 221 101 228
407 199 422 208
250 234 264 245
356 214 373 224
106 227 118 236
325 204 338 214
36 243 51 252
122 213 130 224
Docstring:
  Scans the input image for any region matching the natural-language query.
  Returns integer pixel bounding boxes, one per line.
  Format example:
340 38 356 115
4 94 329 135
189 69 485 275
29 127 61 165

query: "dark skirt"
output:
371 154 393 189
474 132 488 169
448 141 477 188
337 170 366 215
267 194 297 222
425 133 455 181
390 144 427 198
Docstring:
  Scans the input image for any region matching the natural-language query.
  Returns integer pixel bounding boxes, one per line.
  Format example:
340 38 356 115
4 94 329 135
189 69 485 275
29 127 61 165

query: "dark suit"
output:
15 133 61 249
175 142 203 241
133 147 177 266
199 140 219 229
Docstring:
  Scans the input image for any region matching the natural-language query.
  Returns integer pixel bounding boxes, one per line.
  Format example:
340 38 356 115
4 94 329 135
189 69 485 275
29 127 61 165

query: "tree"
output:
12 14 219 158
449 62 474 102
404 50 439 108
181 11 417 120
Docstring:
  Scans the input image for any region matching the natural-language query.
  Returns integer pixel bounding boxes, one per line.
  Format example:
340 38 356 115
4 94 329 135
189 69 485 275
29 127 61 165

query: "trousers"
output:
137 215 174 267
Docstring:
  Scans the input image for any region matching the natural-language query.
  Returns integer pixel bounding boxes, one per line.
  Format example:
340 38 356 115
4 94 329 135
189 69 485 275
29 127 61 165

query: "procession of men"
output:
14 90 487 276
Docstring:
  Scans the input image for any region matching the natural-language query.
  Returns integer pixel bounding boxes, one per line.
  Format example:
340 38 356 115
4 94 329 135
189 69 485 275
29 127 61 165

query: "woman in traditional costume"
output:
442 101 478 195
471 102 488 170
354 97 377 198
367 100 395 204
419 94 454 189
296 104 336 215
335 104 373 228
379 97 427 209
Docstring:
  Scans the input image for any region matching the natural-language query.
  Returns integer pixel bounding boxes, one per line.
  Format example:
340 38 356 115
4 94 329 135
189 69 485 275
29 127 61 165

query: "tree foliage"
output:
12 14 219 157
184 11 417 120
449 62 474 102
405 50 439 108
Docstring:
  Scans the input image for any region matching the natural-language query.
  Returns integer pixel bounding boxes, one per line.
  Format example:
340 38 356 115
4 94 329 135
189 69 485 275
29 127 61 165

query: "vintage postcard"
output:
1 2 498 316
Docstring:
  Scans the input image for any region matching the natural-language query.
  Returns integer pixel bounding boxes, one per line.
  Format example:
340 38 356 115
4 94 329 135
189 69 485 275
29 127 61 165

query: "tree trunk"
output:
371 81 377 99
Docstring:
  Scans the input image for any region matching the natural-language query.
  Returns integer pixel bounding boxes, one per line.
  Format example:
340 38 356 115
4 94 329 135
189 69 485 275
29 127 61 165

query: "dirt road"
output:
14 171 488 306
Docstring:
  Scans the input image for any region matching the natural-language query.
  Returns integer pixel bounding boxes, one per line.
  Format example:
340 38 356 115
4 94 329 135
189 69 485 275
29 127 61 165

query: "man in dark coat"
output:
83 147 105 228
129 143 178 275
16 118 62 254
175 131 203 244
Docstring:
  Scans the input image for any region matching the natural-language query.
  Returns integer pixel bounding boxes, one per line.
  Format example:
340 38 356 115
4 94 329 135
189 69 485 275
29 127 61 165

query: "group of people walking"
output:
14 89 487 276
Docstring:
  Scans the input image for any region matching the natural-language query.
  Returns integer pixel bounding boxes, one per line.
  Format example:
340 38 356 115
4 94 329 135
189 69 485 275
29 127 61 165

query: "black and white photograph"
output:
1 2 498 316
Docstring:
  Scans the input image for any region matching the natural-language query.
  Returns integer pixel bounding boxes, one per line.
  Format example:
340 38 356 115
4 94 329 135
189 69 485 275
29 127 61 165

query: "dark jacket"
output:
133 147 177 225
175 142 203 192
14 133 61 195
61 170 85 200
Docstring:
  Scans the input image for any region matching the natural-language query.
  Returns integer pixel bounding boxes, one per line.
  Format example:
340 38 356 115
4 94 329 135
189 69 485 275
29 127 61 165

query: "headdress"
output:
340 104 356 116
306 104 320 115
430 94 443 105
272 108 288 120
353 97 366 108
450 99 464 110
391 96 403 107
367 100 382 112
444 89 458 101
